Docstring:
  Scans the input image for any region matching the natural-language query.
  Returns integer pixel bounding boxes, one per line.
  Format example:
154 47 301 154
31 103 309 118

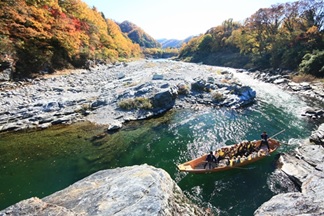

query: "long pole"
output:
270 129 285 139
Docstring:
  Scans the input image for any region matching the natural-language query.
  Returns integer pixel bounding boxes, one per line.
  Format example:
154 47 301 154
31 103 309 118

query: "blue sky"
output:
83 0 296 40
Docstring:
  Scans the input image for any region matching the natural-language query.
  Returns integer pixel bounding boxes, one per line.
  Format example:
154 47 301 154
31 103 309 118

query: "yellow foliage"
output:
306 26 319 34
0 0 142 76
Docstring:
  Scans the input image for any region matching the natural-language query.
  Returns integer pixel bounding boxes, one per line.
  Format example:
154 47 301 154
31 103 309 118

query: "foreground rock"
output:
310 123 324 145
0 164 205 216
0 198 77 216
255 124 324 215
0 61 13 82
0 60 256 133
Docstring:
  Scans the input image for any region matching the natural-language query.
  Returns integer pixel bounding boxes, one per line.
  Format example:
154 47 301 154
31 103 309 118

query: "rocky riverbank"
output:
240 68 324 120
255 123 324 215
0 60 256 133
233 67 324 215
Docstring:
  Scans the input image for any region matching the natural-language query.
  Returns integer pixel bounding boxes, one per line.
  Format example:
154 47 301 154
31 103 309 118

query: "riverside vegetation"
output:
178 0 323 78
0 0 323 80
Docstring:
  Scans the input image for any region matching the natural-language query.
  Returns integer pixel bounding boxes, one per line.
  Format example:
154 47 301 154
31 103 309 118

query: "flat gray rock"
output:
0 164 204 216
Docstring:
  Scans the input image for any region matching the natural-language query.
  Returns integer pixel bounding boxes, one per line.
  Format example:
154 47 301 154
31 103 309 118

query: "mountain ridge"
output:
118 20 161 48
158 36 195 48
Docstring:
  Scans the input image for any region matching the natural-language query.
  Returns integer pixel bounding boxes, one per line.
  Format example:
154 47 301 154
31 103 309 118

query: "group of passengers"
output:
204 132 270 169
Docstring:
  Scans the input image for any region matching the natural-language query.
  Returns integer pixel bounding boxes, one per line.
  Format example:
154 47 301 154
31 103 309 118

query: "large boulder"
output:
0 68 12 81
150 88 177 112
42 101 63 112
0 197 79 216
309 123 324 144
0 61 13 81
302 108 324 120
255 124 324 215
255 152 324 215
0 164 204 216
190 79 256 108
235 85 256 107
254 192 323 215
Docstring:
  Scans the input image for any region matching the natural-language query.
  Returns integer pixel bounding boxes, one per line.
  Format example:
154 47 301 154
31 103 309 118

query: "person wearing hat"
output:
260 131 270 151
204 151 217 169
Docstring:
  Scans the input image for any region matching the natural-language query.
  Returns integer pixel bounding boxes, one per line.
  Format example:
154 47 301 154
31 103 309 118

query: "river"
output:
0 69 319 215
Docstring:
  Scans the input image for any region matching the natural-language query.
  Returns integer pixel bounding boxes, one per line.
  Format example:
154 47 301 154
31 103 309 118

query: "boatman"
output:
204 151 217 169
260 131 270 151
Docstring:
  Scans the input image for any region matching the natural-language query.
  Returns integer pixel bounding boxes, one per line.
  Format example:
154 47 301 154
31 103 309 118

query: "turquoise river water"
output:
0 71 321 215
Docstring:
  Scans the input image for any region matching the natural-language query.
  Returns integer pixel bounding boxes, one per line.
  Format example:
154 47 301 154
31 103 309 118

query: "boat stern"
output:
177 163 192 172
269 138 280 151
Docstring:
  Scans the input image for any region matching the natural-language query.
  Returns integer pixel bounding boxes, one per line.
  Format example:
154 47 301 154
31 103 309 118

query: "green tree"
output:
299 50 324 77
198 34 213 54
179 0 324 72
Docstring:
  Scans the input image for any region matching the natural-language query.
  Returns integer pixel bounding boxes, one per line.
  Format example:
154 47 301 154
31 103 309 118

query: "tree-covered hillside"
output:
178 0 324 77
0 0 141 78
118 21 161 48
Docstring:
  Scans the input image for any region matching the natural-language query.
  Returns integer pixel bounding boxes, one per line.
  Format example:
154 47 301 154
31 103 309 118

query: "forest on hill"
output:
118 21 161 49
0 0 141 78
0 0 323 79
178 0 324 77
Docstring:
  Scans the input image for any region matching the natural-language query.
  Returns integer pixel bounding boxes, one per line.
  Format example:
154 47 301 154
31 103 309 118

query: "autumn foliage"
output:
179 0 324 77
119 21 161 48
0 0 141 78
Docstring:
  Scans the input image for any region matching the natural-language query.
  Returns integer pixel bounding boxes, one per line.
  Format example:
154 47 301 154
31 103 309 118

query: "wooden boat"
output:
177 138 280 173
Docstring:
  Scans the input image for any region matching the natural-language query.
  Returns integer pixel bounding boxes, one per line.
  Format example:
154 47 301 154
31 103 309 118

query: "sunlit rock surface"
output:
0 197 79 216
0 60 256 133
251 69 324 103
255 124 324 215
0 164 204 216
309 123 324 144
255 192 323 215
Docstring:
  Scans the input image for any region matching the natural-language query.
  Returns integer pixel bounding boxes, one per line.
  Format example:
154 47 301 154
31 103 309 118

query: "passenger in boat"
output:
234 144 239 156
242 142 249 156
241 155 247 162
260 131 270 151
229 157 235 166
258 149 266 157
247 141 254 154
230 147 235 157
236 156 241 163
224 156 230 165
251 141 257 149
223 148 230 158
238 143 246 156
204 151 217 169
216 149 225 162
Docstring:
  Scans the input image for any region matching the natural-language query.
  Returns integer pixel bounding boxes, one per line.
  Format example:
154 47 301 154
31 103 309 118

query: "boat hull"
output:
177 139 280 173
